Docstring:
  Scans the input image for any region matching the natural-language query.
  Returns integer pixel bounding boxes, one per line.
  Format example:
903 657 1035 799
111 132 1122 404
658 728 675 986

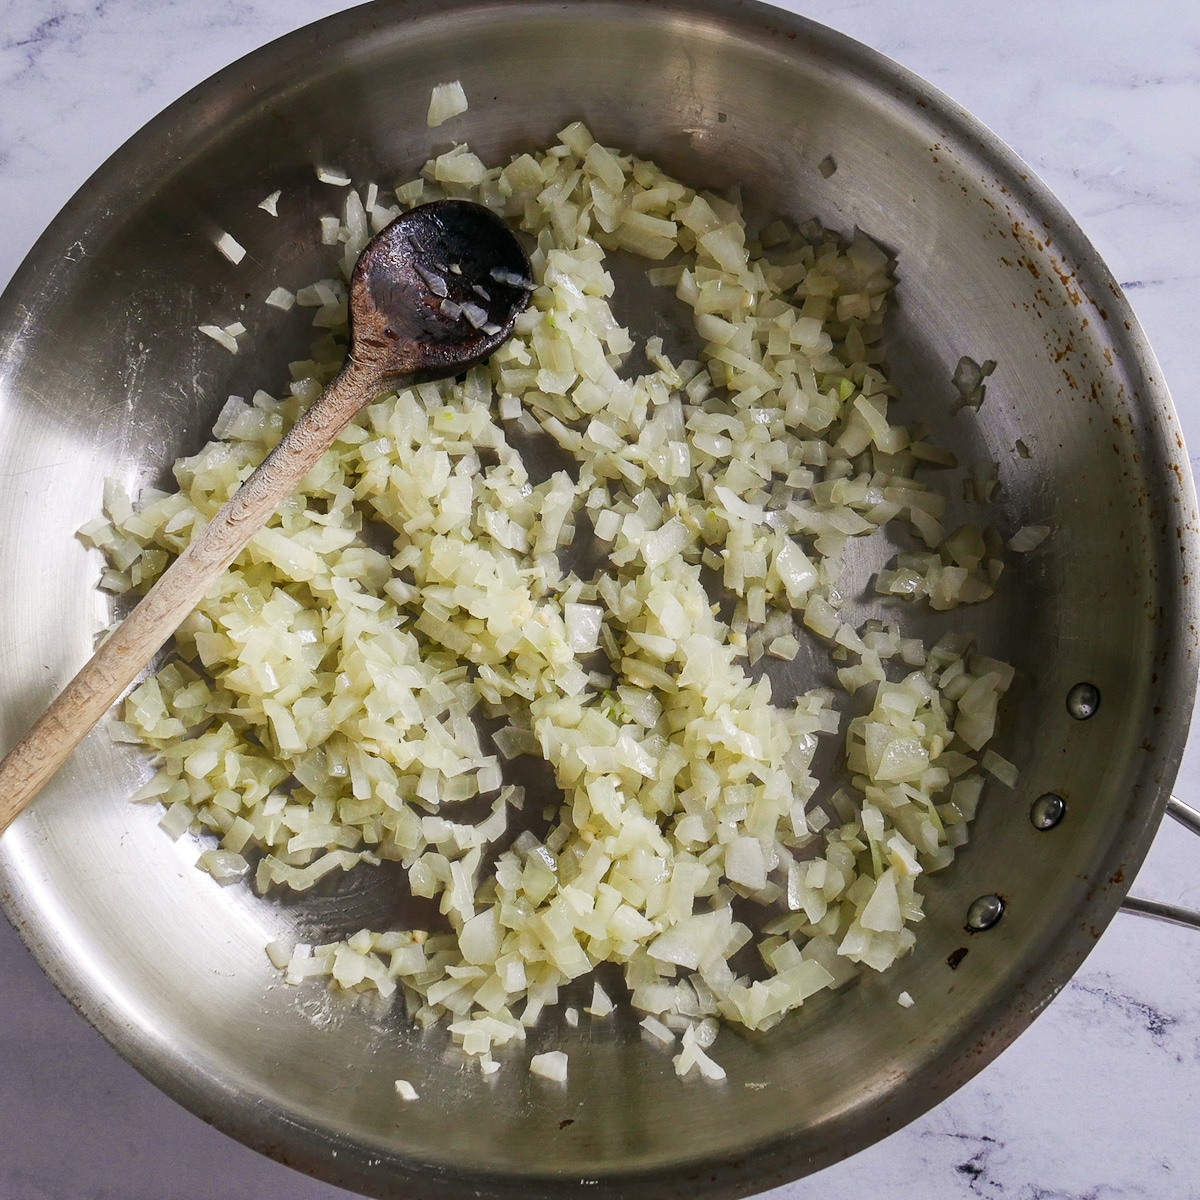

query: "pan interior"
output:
0 2 1192 1196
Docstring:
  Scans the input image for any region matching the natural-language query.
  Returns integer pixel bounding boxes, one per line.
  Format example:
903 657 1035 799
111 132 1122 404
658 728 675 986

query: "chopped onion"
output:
96 129 1019 1083
640 1015 675 1045
316 165 352 186
460 301 490 329
197 848 250 885
586 982 615 1017
529 1051 568 1082
215 232 246 264
1008 524 1050 552
198 324 239 354
981 749 1019 788
427 81 469 128
265 286 295 311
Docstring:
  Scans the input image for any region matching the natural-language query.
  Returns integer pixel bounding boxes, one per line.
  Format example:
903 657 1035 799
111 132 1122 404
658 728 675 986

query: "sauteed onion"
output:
81 123 1016 1079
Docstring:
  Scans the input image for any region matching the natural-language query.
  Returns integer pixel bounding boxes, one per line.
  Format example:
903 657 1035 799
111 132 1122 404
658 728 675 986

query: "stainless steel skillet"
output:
0 1 1195 1197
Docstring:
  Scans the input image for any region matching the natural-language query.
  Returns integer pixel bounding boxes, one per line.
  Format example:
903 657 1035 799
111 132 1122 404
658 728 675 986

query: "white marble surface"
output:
2 1 1200 1197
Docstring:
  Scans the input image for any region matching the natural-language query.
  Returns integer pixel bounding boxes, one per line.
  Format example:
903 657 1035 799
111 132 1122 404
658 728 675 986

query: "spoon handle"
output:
0 359 382 836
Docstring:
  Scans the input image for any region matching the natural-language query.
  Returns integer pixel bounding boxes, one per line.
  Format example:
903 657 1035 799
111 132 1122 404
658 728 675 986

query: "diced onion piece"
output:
585 982 614 1017
265 286 295 311
215 231 247 264
159 801 193 840
564 603 603 653
1008 524 1050 552
427 81 469 127
198 324 239 354
673 1025 726 1080
767 635 800 661
776 541 818 603
641 518 690 569
981 749 1019 788
640 1015 675 1045
859 869 903 932
529 1051 568 1082
265 940 293 970
197 849 250 885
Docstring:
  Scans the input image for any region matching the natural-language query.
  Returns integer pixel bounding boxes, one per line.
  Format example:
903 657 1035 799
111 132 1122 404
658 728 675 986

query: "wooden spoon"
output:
0 199 532 835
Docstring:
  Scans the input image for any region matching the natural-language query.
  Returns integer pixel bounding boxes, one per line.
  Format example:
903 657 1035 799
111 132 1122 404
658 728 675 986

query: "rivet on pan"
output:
1066 682 1100 720
1030 793 1066 830
965 894 1005 932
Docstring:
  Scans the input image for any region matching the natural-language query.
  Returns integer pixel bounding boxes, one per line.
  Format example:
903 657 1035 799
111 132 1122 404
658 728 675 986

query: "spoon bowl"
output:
351 199 534 381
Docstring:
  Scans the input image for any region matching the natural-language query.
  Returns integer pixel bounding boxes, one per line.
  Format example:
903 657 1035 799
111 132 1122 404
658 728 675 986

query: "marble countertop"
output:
2 1 1199 1197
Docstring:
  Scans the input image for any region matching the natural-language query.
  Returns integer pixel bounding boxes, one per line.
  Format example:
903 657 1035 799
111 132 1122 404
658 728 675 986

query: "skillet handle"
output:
1119 796 1200 932
1163 793 1200 837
